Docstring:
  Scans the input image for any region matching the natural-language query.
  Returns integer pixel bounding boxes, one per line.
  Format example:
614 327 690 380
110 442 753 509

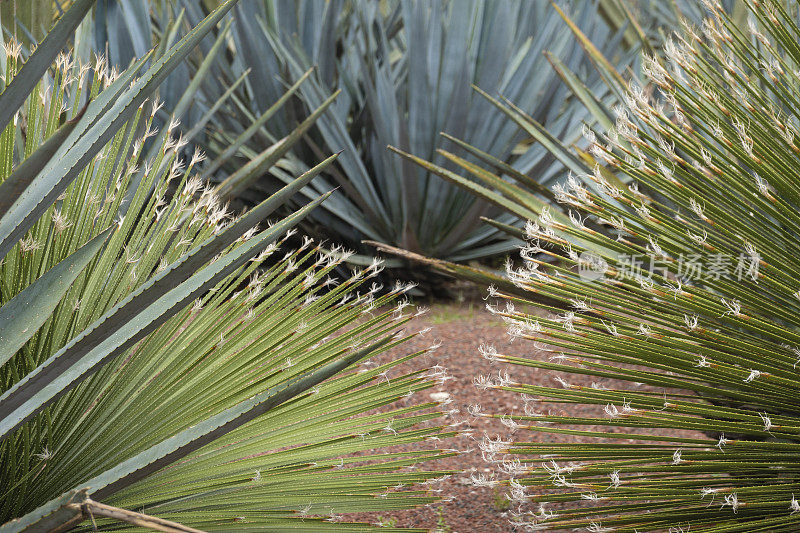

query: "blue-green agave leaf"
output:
0 228 112 367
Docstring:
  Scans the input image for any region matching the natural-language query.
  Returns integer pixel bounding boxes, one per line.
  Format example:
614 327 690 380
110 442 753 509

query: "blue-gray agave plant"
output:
85 1 637 270
227 0 639 265
0 2 454 530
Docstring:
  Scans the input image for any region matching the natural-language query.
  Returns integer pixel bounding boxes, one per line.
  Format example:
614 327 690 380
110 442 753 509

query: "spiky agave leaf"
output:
0 9 451 532
467 1 800 531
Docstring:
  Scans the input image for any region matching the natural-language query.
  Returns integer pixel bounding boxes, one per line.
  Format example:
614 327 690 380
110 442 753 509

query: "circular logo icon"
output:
578 251 607 281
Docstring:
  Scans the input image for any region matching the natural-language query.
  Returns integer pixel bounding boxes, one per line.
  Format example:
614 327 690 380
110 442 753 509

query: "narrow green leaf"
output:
480 216 525 240
0 155 337 438
0 0 94 134
552 3 627 88
389 145 612 255
544 51 615 132
388 145 541 221
171 19 232 123
89 336 394 500
0 0 238 262
0 105 85 218
598 0 653 56
439 132 556 201
203 67 316 178
0 52 150 261
473 85 590 178
143 18 234 162
182 68 250 144
0 193 331 440
437 148 548 211
0 228 111 367
214 89 340 199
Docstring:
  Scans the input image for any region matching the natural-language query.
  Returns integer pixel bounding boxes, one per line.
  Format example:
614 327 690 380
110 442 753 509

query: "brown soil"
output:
344 299 699 532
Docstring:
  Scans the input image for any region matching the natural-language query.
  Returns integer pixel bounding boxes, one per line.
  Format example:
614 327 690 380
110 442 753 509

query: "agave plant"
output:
70 1 340 215
379 0 746 291
231 0 644 266
375 2 634 293
442 0 800 530
0 2 453 531
379 0 757 265
91 0 634 271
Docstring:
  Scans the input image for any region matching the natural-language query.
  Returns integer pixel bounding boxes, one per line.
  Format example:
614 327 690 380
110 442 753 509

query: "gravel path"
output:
347 301 546 532
346 300 696 532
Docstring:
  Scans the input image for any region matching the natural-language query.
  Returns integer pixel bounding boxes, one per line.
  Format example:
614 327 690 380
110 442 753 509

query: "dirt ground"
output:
344 300 574 532
344 298 698 532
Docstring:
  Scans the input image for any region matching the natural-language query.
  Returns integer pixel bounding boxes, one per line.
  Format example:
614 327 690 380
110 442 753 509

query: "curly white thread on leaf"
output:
790 495 800 515
744 369 762 383
672 449 684 465
478 434 510 463
554 376 574 389
473 375 493 391
508 479 527 503
551 473 577 488
604 404 621 419
469 473 498 488
634 203 652 219
499 457 526 476
759 412 773 432
587 521 614 532
34 448 53 461
555 312 576 333
601 320 620 337
608 470 621 489
500 415 520 432
721 493 739 513
467 404 484 417
571 298 592 312
789 345 800 369
721 298 742 317
700 487 719 502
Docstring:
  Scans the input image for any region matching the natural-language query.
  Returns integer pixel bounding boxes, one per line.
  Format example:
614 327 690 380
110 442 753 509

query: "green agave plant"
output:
377 0 753 290
439 0 800 530
377 0 758 279
0 2 454 531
